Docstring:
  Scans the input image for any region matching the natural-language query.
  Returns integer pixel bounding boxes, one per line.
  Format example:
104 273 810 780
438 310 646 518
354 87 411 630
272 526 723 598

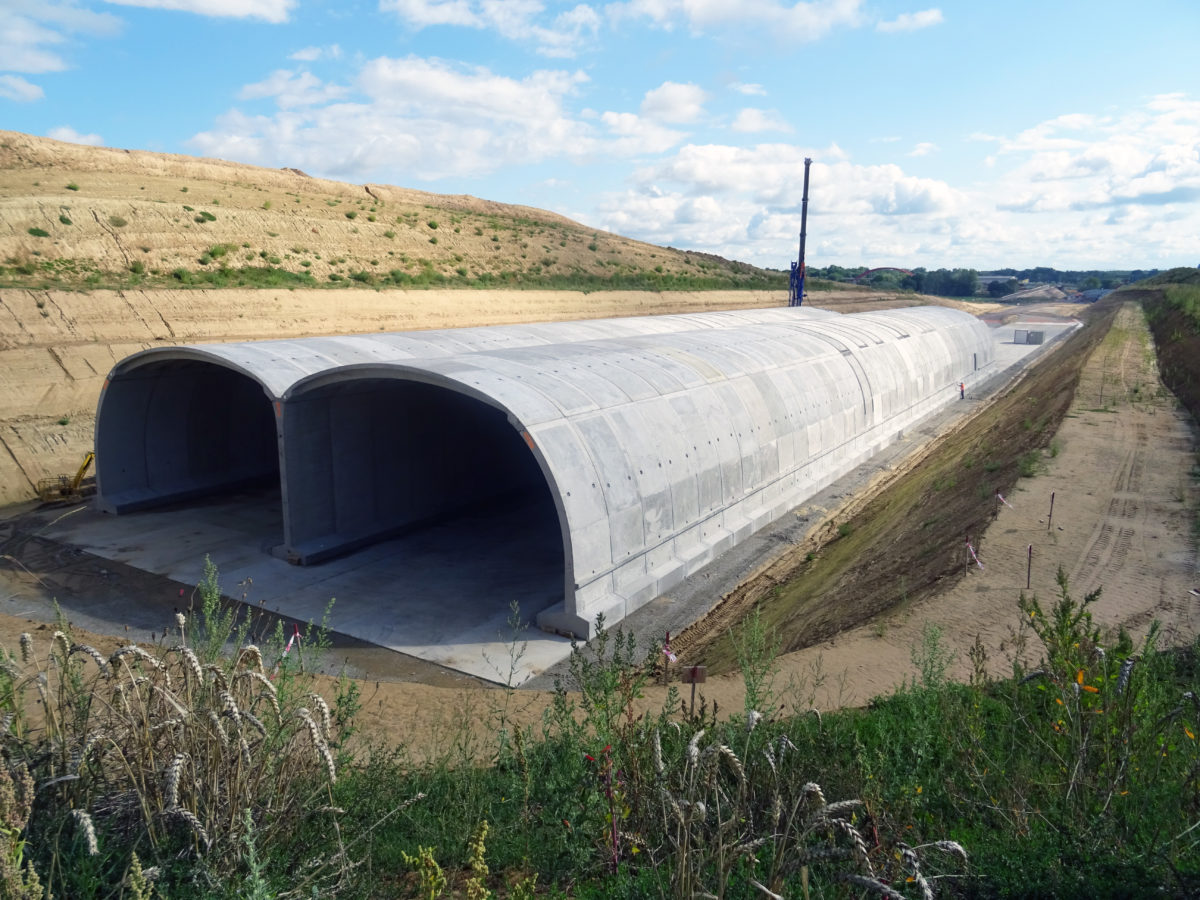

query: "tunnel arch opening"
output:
279 374 565 595
97 358 279 514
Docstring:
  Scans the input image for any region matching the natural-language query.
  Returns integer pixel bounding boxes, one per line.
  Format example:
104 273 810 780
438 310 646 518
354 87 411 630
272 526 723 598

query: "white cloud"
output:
381 0 601 56
239 70 348 108
876 8 942 32
600 111 685 154
101 0 295 23
47 125 104 145
192 56 620 180
289 44 342 62
731 81 766 96
908 141 937 157
0 3 120 75
991 97 1200 215
731 108 791 133
641 81 707 123
606 0 866 40
383 0 479 26
0 75 44 102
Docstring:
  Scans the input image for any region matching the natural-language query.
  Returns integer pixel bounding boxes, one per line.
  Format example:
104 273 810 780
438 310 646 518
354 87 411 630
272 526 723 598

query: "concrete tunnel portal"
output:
95 306 997 639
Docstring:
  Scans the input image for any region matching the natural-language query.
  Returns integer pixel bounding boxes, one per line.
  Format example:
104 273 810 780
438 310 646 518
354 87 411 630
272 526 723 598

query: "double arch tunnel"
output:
96 306 994 637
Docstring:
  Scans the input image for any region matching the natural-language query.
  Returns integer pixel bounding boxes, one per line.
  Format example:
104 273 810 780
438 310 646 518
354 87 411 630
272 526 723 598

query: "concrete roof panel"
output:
98 304 998 638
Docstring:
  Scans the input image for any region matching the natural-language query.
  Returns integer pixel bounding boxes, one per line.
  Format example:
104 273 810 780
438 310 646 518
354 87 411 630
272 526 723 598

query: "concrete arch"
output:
96 352 280 514
96 305 994 637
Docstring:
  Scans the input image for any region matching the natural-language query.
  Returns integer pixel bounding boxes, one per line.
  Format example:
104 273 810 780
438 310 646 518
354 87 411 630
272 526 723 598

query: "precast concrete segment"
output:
96 305 994 638
97 307 837 514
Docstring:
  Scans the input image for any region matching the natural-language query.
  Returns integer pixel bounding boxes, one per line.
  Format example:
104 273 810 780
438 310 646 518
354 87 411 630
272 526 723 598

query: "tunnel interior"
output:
97 360 279 514
280 378 564 572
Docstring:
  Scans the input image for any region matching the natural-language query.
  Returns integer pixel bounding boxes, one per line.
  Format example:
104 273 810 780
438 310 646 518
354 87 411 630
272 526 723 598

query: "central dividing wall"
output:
96 306 995 637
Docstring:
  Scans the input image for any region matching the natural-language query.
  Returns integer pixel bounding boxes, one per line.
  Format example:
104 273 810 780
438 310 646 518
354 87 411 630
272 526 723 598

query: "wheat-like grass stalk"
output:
820 799 864 818
687 729 705 764
70 808 99 856
236 645 264 672
218 690 242 728
297 708 337 783
306 693 332 738
749 877 783 898
51 630 70 661
67 644 110 680
205 665 228 692
898 843 933 900
165 807 211 851
148 682 190 719
206 710 229 748
715 744 746 787
19 632 33 663
168 646 203 686
800 781 826 808
110 645 162 669
241 709 267 738
831 816 873 875
839 872 906 899
163 753 187 809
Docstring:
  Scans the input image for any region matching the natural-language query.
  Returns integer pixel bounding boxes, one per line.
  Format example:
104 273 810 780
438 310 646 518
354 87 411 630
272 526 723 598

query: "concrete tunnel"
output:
96 306 995 637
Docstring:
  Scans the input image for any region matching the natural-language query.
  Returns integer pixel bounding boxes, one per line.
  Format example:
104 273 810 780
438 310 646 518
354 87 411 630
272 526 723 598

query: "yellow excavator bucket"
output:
37 451 95 504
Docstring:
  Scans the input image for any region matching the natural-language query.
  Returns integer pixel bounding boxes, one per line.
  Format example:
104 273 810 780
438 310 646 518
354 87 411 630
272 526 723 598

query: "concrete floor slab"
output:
44 490 572 685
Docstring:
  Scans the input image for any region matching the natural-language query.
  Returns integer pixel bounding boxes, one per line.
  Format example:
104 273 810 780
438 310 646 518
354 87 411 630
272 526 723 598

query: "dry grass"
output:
0 586 356 896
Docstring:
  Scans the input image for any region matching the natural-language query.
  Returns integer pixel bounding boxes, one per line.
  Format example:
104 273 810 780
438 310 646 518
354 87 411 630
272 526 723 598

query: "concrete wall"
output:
97 359 278 512
96 305 995 636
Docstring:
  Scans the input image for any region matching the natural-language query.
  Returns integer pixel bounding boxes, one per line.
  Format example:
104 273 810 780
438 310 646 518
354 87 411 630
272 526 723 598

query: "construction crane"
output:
787 157 813 307
37 450 95 504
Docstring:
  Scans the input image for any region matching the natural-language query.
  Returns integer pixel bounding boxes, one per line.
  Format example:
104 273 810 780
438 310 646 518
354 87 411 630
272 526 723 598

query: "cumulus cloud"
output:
289 44 342 61
239 70 348 108
589 140 973 267
876 8 942 32
47 125 104 145
0 74 44 102
607 0 867 40
988 96 1200 215
731 81 766 96
731 108 791 133
641 81 707 123
0 2 120 76
191 55 694 180
101 0 295 23
908 141 937 157
600 111 686 154
381 0 601 56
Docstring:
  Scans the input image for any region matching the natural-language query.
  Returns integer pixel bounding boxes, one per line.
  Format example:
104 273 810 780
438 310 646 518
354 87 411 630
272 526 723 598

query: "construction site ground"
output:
2 299 1197 758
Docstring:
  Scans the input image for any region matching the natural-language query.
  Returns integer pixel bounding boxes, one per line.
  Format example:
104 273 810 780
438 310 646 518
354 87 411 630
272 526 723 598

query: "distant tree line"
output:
807 264 1164 299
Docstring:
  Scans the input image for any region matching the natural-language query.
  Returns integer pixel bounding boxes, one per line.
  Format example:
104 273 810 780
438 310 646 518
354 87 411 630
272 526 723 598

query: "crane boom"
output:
788 157 813 307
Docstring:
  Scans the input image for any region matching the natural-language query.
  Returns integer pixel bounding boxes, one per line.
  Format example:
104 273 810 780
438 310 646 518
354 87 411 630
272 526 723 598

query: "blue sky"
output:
3 0 1198 271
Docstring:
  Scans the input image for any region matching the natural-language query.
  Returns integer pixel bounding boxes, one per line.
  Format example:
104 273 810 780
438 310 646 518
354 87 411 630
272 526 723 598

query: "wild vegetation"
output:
2 561 1196 898
810 266 1159 299
0 132 784 293
1126 268 1200 428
